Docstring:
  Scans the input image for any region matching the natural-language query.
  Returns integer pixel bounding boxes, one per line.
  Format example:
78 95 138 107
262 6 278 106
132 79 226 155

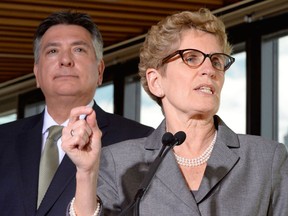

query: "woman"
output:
62 8 288 216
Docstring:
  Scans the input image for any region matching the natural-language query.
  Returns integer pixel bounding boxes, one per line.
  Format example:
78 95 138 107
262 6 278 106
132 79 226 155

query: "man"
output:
0 11 153 216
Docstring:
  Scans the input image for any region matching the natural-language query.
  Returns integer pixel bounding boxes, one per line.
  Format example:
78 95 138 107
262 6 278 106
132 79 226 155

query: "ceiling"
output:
0 0 249 86
0 0 286 88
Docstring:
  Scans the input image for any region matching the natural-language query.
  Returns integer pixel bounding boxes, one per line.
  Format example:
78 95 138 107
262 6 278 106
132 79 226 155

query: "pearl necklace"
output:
174 131 217 167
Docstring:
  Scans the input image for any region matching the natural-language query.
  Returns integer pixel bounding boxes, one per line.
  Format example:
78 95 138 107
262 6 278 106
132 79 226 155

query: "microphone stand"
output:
118 132 185 216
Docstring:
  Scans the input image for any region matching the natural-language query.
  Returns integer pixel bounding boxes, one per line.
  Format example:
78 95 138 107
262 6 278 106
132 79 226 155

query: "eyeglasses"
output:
161 48 235 71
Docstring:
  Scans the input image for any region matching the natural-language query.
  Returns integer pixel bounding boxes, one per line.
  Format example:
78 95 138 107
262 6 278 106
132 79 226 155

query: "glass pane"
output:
140 88 164 128
123 75 141 121
24 101 45 117
0 113 17 124
94 83 114 114
278 35 288 147
217 52 246 134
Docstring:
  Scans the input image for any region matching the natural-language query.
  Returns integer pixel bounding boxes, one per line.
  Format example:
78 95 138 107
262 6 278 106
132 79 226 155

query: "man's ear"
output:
33 64 40 88
146 68 164 97
97 59 105 86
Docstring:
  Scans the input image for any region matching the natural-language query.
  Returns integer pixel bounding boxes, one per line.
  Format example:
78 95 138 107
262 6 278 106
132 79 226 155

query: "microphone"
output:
157 131 185 157
157 132 174 156
119 131 186 216
174 131 186 146
162 132 174 146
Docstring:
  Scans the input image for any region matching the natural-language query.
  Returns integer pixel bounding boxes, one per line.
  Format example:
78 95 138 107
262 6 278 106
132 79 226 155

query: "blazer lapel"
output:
195 116 240 203
145 121 202 215
155 152 203 215
16 114 43 214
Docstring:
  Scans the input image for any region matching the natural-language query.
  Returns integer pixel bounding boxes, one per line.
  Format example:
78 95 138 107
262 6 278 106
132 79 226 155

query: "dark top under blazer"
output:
0 102 154 216
97 116 288 216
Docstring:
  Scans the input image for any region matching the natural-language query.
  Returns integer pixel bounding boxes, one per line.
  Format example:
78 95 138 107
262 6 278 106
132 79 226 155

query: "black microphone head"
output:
174 131 186 145
162 132 175 146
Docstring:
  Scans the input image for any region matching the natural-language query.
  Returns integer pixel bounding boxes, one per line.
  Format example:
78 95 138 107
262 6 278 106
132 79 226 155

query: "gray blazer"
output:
97 116 288 216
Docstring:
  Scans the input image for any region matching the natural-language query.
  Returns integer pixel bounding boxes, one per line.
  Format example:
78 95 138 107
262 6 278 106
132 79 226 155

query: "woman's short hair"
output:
139 8 233 106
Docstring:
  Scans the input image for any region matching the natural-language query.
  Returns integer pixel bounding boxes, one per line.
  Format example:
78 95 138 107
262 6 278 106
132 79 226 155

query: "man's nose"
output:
59 51 74 67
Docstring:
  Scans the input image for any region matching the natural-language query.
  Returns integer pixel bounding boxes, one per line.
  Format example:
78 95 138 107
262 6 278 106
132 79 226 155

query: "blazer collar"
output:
143 120 202 214
92 101 109 129
194 116 240 203
145 115 239 149
144 119 166 150
155 152 203 215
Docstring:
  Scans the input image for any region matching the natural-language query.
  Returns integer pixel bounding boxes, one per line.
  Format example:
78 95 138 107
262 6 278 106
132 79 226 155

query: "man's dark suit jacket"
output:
0 102 154 216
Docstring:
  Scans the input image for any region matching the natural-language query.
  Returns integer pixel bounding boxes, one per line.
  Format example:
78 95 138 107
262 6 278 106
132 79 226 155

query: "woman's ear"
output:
146 68 164 97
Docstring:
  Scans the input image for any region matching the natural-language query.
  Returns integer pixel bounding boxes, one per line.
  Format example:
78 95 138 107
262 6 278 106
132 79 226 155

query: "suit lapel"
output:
92 102 109 137
37 155 76 215
16 114 43 214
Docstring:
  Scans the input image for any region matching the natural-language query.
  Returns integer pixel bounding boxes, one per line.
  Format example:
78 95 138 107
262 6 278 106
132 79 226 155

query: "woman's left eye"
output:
184 55 199 65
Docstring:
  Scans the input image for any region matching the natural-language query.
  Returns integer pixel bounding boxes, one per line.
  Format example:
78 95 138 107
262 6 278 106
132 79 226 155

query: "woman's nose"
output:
200 59 216 77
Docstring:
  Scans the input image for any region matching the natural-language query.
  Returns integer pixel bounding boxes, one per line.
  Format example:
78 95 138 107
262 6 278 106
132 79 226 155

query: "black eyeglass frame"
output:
161 48 235 71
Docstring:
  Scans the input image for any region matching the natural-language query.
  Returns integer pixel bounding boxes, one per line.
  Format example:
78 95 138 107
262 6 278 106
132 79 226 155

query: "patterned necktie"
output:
37 125 63 208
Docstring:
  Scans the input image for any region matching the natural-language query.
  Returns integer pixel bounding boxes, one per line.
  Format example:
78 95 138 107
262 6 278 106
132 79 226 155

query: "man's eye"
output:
47 49 57 54
75 47 84 52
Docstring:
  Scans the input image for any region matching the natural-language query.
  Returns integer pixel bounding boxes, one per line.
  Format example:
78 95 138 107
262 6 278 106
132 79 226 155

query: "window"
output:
218 51 246 134
140 88 163 128
24 101 45 118
94 83 114 114
279 35 288 146
0 112 16 124
122 74 163 128
261 32 288 146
